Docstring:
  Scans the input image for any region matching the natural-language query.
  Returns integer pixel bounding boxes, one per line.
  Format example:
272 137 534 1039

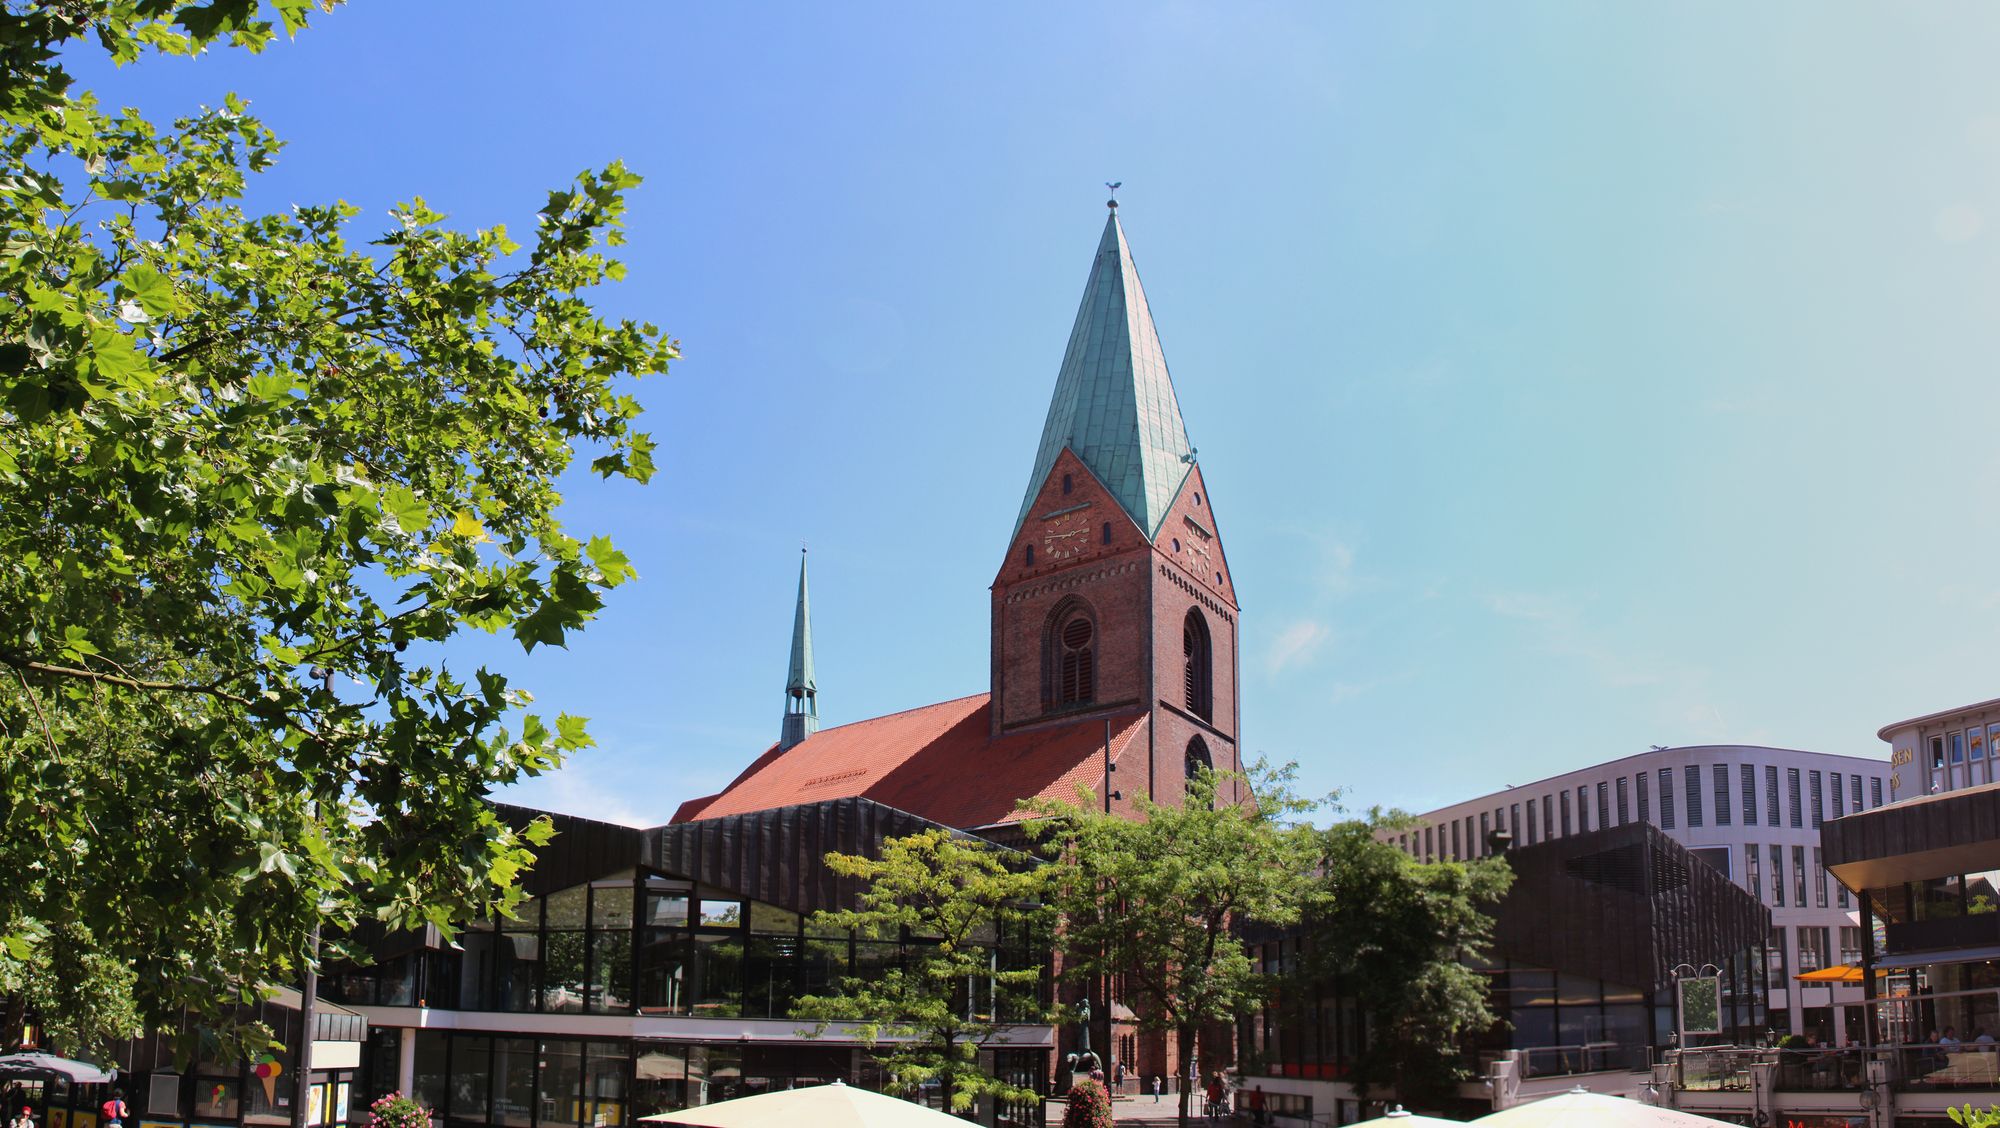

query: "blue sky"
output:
72 4 2000 824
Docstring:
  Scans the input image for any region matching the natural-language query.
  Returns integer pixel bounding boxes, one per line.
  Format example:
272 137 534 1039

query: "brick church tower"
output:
990 202 1242 808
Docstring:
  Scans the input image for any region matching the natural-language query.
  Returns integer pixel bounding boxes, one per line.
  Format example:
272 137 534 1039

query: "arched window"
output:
1042 598 1096 712
1183 608 1213 722
1186 736 1213 798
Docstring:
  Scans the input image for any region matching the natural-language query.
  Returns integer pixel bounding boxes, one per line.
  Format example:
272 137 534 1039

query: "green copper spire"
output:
780 548 818 750
1012 206 1195 543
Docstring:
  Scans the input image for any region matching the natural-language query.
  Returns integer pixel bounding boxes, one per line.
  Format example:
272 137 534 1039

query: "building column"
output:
397 1030 416 1098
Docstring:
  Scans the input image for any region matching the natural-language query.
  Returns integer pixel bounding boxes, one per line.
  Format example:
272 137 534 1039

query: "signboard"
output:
1679 975 1722 1036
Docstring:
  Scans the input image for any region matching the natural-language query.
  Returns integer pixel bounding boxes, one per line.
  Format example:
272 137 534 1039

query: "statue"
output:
1078 996 1092 1054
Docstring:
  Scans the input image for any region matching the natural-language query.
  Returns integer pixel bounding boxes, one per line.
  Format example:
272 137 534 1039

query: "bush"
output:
367 1093 432 1128
1064 1079 1112 1128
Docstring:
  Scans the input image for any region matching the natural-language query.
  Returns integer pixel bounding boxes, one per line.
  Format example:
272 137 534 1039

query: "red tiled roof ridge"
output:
807 690 990 736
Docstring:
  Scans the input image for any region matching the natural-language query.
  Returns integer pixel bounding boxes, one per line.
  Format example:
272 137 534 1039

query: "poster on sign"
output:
1679 975 1722 1035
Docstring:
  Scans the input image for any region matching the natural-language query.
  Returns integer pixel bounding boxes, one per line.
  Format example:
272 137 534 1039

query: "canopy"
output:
1474 1091 1742 1128
638 1082 970 1128
1351 1109 1465 1127
1795 964 1866 983
0 1054 114 1084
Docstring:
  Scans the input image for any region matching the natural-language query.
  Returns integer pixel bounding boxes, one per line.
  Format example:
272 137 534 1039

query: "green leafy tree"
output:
1295 812 1512 1109
0 2 673 1054
1950 1105 2000 1128
792 829 1054 1114
1028 765 1321 1128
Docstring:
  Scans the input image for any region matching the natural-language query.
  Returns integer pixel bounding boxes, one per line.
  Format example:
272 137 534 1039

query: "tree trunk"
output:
1175 1023 1196 1128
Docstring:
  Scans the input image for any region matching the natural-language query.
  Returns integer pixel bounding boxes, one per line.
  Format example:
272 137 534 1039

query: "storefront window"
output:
632 1047 687 1118
450 1036 492 1124
539 1041 584 1128
493 1038 535 1128
413 1031 448 1112
194 1079 240 1121
582 1043 626 1128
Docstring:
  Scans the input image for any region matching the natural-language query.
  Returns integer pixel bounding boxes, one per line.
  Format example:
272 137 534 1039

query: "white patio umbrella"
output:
0 1055 114 1084
1473 1090 1741 1128
637 1081 972 1128
1350 1107 1465 1127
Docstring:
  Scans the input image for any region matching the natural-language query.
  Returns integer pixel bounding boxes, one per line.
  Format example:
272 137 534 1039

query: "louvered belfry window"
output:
1183 608 1213 722
1058 614 1094 706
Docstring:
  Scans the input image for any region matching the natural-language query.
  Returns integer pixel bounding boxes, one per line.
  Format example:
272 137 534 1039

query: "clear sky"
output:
69 3 2000 825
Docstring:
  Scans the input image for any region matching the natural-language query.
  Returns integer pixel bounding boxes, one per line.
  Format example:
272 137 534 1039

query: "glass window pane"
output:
590 930 633 1014
639 930 691 1015
413 1031 448 1113
699 900 742 928
645 893 689 929
494 1038 536 1128
748 903 799 935
691 934 743 1016
451 1036 493 1124
545 931 587 1013
539 1041 584 1128
584 1042 628 1128
593 883 635 931
547 886 588 930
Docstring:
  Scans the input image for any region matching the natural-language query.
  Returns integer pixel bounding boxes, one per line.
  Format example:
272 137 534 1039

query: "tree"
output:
0 2 674 1055
1028 765 1322 1128
1949 1105 2000 1128
1295 812 1512 1109
791 828 1054 1115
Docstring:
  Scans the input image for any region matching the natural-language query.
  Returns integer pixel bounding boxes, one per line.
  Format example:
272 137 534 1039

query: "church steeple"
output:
780 548 818 750
1011 206 1195 544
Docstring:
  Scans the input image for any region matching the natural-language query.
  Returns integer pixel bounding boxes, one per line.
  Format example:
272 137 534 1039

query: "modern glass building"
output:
104 801 1056 1128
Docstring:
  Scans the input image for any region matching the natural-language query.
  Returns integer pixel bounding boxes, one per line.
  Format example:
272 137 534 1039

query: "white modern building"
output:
1878 695 2000 802
1406 744 1891 1046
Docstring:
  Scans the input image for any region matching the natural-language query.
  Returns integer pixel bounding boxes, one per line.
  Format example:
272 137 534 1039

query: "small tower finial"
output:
1105 181 1121 210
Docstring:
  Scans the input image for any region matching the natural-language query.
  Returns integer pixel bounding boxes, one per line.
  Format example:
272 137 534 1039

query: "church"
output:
677 199 1245 836
98 205 1245 1128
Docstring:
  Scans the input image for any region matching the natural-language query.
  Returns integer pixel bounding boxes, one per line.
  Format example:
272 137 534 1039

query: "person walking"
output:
101 1090 128 1128
1248 1084 1267 1127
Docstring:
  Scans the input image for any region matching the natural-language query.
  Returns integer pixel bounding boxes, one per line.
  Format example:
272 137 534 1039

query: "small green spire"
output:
1012 205 1194 544
781 547 818 750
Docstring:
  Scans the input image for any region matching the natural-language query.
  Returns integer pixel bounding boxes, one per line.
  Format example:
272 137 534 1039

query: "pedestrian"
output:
101 1090 128 1128
1152 1075 1162 1103
10 1105 30 1128
1249 1084 1266 1127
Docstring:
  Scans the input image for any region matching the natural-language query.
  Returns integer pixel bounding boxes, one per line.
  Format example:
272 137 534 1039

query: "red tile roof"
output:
675 693 1149 829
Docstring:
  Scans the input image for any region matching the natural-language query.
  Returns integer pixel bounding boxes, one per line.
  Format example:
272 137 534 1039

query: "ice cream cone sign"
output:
252 1055 283 1106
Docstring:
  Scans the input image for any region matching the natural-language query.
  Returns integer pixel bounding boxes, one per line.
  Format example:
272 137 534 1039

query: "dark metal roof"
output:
1822 783 2000 890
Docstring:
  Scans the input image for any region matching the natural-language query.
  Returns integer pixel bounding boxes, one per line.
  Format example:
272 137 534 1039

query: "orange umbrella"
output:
1794 964 1866 983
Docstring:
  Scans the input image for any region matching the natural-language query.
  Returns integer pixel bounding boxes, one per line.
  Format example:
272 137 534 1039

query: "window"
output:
1742 764 1758 825
1809 770 1824 828
1526 799 1539 845
1788 768 1803 828
1615 777 1629 825
1660 768 1677 830
1543 794 1554 841
1062 473 1073 495
1768 926 1789 980
1767 765 1781 825
1798 926 1831 973
1952 732 1966 765
1714 764 1730 826
1101 522 1111 545
1871 777 1883 807
1577 786 1591 832
1024 544 1033 566
1747 845 1762 901
1044 599 1095 710
1424 825 1434 860
1596 782 1609 830
1637 772 1650 824
1186 737 1213 798
1686 764 1704 827
1511 803 1522 843
1770 845 1785 907
1814 847 1828 908
1182 609 1213 721
1982 728 1995 763
1840 926 1863 964
1933 736 1947 770
1560 791 1571 836
1793 845 1807 907
1480 812 1491 855
1851 773 1863 814
1451 820 1461 861
1831 773 1844 822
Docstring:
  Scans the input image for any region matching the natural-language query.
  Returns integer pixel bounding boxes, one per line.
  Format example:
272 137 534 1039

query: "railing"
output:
1512 1043 1652 1078
1668 1042 2000 1094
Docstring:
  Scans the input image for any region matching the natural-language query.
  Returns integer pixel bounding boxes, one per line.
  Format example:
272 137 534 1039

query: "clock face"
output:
1040 515 1091 561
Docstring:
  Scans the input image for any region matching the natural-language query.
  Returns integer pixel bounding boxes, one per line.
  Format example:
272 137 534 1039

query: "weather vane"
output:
1105 181 1121 210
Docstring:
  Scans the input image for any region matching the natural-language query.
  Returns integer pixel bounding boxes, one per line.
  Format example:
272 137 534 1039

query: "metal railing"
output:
1505 1044 1652 1079
1668 1043 2000 1094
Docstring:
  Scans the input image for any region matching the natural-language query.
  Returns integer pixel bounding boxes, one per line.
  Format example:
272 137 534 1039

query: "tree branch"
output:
0 649 254 706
